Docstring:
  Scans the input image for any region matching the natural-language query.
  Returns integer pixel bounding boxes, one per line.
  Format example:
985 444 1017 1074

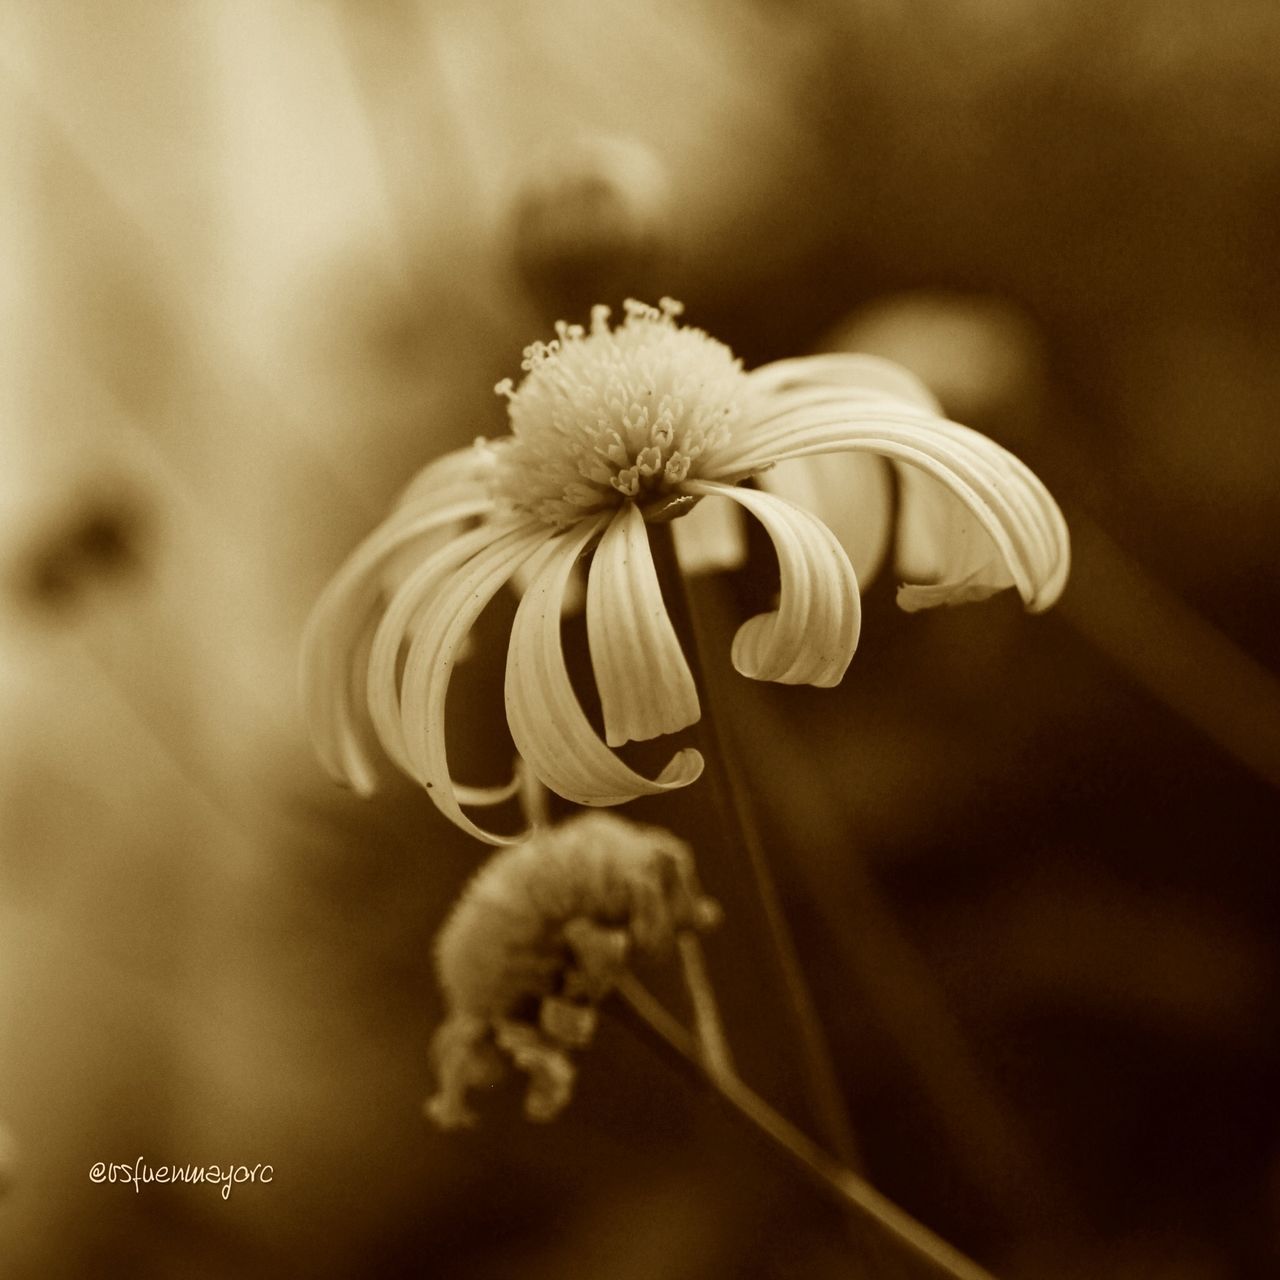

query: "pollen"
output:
494 298 748 526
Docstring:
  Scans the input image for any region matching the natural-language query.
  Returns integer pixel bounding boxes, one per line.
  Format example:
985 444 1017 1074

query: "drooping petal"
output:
393 439 502 512
755 453 893 586
895 464 1014 611
712 392 1068 614
366 519 524 789
586 504 699 747
397 521 552 844
684 481 860 688
299 486 494 795
509 554 586 615
505 515 704 808
729 357 916 589
746 352 944 413
380 448 510 652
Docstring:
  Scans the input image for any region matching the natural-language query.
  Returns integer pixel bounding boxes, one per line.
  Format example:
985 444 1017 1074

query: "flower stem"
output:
518 758 552 828
614 975 997 1280
676 930 735 1081
647 522 861 1171
0 1121 15 1197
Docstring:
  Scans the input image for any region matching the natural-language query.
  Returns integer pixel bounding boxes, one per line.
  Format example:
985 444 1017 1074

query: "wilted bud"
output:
508 134 676 320
425 811 719 1129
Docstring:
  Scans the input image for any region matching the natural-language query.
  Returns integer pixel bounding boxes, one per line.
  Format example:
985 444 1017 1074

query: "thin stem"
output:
518 758 551 828
615 976 997 1280
648 522 861 1170
676 931 735 1081
0 1120 15 1197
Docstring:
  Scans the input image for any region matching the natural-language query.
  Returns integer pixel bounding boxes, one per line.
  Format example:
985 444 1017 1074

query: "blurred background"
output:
2 1 1278 1276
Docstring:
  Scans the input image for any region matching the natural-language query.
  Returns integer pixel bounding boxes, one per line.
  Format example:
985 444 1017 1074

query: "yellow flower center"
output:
494 298 747 527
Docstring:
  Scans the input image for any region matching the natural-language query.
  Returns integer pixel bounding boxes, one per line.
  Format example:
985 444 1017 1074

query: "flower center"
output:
493 298 747 527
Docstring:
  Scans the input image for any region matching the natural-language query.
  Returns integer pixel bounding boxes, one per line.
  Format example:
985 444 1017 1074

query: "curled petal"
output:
746 352 944 413
398 522 550 844
454 771 526 810
895 465 1014 611
366 520 526 796
684 481 860 688
713 398 1068 613
506 516 704 808
586 504 699 747
747 355 902 589
300 487 493 795
755 453 893 587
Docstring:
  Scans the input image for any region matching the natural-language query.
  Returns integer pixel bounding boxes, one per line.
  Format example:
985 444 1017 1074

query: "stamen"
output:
494 299 748 527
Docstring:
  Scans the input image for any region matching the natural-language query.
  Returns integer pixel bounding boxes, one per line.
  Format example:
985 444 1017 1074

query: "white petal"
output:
755 453 893 587
299 492 493 795
684 481 860 688
713 394 1069 614
506 516 704 807
397 521 551 844
509 555 586 615
895 465 1013 611
746 352 944 413
586 504 699 747
366 520 522 780
452 772 526 809
393 440 500 512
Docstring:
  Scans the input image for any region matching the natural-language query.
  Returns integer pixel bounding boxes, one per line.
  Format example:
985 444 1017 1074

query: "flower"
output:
301 299 1069 842
425 811 719 1128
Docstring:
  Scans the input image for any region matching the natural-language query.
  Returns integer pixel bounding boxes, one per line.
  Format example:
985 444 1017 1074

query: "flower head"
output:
301 300 1069 842
494 298 746 524
425 811 719 1128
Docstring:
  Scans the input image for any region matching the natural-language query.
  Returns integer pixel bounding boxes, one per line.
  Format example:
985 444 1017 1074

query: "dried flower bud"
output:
425 811 719 1128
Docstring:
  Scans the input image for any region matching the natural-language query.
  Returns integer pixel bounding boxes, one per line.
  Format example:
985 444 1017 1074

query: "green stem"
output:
615 976 998 1280
648 522 862 1171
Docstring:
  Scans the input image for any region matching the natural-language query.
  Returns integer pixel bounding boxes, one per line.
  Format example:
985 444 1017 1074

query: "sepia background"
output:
2 2 1278 1276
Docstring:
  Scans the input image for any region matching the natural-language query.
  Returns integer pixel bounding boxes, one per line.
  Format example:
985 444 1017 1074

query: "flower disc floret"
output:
494 298 748 526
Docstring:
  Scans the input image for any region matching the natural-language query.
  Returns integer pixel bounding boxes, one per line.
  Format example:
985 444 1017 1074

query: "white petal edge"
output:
711 402 1068 613
894 463 1014 611
746 352 945 414
397 521 551 844
684 480 861 688
586 504 700 747
755 452 893 587
366 518 529 801
300 492 493 795
505 514 704 808
393 440 501 512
